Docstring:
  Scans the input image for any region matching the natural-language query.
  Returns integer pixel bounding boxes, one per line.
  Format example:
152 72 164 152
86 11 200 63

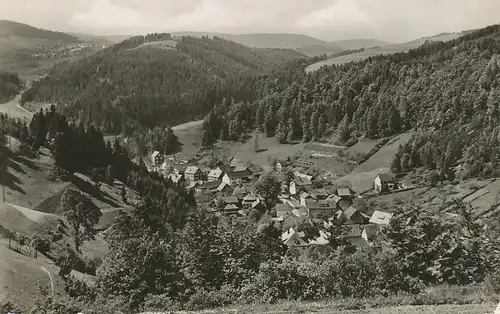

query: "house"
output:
242 194 259 209
232 187 248 200
345 225 370 247
289 177 312 195
187 180 203 192
337 188 354 200
151 151 164 166
374 173 397 193
184 166 204 182
361 225 380 245
294 172 314 181
281 228 308 247
200 166 211 180
222 171 252 187
338 206 366 225
300 192 316 206
276 203 293 217
174 165 187 175
216 182 234 195
220 196 240 206
369 211 393 226
208 168 225 181
224 204 240 215
251 198 266 211
307 199 337 219
199 180 223 193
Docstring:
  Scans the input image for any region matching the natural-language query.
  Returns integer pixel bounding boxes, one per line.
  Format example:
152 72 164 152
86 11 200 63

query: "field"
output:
336 133 413 193
306 33 460 72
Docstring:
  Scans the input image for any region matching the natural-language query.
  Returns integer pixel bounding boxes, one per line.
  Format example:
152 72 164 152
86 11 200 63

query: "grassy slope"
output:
336 133 413 193
306 33 460 72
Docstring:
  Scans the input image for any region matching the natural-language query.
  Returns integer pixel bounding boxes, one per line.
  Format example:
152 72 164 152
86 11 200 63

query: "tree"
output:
164 128 183 161
253 134 260 152
121 185 127 203
59 189 102 251
254 172 281 212
105 164 114 186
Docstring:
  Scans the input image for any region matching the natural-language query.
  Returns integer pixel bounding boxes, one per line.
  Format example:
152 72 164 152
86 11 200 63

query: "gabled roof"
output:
208 168 224 178
252 198 264 209
343 206 359 219
226 171 252 179
151 151 161 158
377 173 394 182
281 228 306 245
243 194 258 202
276 203 293 214
224 204 239 211
221 196 239 204
217 165 233 174
185 166 201 175
337 188 352 197
293 176 312 186
234 166 251 173
217 182 233 192
202 180 223 190
369 210 393 225
187 180 203 189
294 171 313 181
300 192 316 199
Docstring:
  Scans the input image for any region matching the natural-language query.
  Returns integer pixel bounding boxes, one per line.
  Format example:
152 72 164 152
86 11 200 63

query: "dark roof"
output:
221 196 239 204
185 166 201 175
227 171 252 179
377 173 394 182
202 180 222 189
343 206 359 219
276 203 292 212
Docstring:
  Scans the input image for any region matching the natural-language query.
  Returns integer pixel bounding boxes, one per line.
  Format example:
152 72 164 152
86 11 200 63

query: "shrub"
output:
141 294 181 312
185 285 237 311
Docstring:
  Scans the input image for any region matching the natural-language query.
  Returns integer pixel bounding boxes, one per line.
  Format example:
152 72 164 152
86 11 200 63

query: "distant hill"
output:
171 31 326 49
306 32 461 72
21 35 306 133
0 20 79 42
297 38 394 57
68 32 115 47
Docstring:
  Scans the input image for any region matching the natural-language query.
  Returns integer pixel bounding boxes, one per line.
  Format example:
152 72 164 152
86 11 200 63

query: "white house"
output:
374 173 396 193
289 177 312 195
369 210 393 225
208 168 225 181
151 151 164 166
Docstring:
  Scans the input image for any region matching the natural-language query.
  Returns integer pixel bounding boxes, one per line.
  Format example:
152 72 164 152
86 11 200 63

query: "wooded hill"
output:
0 71 22 102
21 35 307 133
201 24 500 180
0 20 80 42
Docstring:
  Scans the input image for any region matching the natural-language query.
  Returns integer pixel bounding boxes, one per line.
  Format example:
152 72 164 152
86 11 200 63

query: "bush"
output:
483 269 500 294
185 286 237 311
31 234 51 253
141 294 181 312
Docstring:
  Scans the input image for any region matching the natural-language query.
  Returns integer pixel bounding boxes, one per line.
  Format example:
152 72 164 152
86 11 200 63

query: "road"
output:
0 93 33 121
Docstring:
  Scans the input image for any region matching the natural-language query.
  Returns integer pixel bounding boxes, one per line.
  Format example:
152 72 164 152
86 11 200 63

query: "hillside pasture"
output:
306 33 461 72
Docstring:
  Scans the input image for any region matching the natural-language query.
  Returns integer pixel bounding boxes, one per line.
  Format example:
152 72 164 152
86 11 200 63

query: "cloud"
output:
70 0 146 32
0 0 499 41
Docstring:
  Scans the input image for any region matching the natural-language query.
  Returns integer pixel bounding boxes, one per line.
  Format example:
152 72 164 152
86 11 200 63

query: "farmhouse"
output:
374 173 397 193
369 210 393 226
276 203 293 217
306 199 337 219
216 182 234 196
300 192 316 206
289 177 312 195
281 228 307 247
224 204 240 215
338 206 366 225
151 151 164 166
208 168 225 181
185 166 204 182
222 170 252 187
336 188 355 200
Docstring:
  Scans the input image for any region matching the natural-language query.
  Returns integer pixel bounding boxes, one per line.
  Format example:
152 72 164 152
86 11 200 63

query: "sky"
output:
1 0 499 42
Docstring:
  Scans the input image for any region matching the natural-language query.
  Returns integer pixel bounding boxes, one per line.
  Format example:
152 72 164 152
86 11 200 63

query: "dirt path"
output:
40 266 54 296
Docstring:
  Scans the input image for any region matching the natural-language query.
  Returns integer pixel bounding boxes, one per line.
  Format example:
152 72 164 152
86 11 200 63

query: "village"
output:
145 149 408 249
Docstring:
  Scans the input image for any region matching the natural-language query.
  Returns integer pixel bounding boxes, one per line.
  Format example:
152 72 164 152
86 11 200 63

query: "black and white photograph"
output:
1 1 500 313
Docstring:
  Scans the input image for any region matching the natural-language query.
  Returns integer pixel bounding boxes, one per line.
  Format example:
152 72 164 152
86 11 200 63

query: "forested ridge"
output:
0 71 22 102
202 24 500 180
21 35 307 133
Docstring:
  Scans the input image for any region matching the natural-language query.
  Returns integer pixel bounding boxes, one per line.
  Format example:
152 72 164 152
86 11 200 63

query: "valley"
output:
1 16 500 314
